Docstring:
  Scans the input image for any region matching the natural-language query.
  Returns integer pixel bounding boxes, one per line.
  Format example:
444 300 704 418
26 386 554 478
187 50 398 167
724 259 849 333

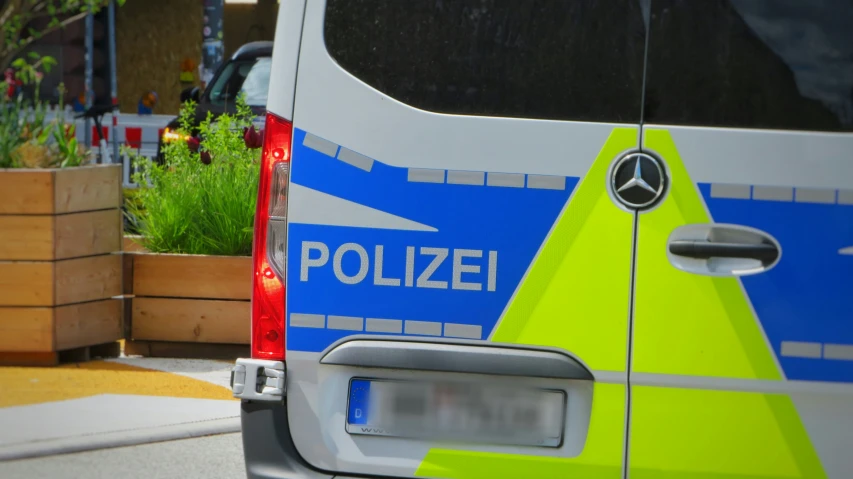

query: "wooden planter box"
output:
0 164 124 365
125 253 251 358
122 235 148 253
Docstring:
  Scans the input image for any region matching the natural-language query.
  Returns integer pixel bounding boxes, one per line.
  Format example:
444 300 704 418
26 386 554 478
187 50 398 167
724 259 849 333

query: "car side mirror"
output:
180 86 200 104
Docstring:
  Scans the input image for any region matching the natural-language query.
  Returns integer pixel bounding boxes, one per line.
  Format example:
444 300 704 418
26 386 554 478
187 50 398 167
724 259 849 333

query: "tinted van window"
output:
645 0 853 132
324 0 646 123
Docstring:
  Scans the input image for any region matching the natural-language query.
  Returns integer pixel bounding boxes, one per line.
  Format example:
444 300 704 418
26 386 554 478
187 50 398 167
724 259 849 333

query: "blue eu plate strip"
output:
347 379 371 425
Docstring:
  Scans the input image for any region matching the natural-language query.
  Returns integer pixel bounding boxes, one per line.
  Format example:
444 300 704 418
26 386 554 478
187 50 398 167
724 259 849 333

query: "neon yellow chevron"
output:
630 129 825 479
630 386 826 479
491 127 637 372
415 128 635 479
634 129 779 380
416 383 625 479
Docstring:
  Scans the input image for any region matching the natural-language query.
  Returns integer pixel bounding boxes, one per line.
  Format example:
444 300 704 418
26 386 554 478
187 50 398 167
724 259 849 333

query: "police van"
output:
231 1 853 478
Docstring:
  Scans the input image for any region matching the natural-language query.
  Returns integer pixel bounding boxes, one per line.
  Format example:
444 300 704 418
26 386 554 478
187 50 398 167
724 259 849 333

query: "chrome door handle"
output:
666 224 781 277
669 240 779 262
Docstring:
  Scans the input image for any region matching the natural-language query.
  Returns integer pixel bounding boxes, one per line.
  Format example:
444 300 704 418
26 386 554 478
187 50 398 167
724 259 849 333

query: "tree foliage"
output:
1 0 126 69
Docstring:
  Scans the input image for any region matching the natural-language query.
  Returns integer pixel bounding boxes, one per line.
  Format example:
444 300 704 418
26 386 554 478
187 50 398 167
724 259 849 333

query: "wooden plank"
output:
133 254 252 300
123 252 134 295
0 351 58 367
0 308 53 352
55 299 123 350
0 215 54 260
0 170 54 214
54 254 122 306
122 235 149 253
123 339 151 357
0 341 121 366
132 297 250 344
53 164 121 214
124 340 249 360
55 209 121 260
0 261 54 306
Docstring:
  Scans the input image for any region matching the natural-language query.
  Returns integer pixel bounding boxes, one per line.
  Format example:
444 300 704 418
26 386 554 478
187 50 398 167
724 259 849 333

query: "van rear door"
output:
285 1 647 477
629 1 853 478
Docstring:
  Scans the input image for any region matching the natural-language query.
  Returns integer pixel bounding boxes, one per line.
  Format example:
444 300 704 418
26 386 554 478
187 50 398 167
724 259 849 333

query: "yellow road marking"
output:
0 360 235 408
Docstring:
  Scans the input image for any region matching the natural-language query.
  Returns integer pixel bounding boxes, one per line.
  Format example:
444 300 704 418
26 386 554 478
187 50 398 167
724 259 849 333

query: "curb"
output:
0 417 240 462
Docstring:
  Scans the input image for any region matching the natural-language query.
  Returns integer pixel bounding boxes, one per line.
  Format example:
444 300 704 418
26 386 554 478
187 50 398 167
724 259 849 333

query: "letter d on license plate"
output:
345 378 566 447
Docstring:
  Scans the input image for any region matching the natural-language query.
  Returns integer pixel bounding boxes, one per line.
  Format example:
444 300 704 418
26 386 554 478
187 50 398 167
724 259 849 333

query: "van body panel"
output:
628 1 853 477
284 0 645 476
246 1 853 478
264 0 306 122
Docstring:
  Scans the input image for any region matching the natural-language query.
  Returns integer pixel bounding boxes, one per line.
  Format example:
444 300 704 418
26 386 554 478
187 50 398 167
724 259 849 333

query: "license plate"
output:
346 378 566 447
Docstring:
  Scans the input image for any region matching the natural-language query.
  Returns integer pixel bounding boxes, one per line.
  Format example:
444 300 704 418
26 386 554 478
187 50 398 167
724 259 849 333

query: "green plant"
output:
1 0 126 70
1 54 89 168
125 94 262 256
50 83 88 167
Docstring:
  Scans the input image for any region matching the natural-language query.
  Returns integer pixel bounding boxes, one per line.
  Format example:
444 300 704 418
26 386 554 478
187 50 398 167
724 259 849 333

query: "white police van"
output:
232 1 853 478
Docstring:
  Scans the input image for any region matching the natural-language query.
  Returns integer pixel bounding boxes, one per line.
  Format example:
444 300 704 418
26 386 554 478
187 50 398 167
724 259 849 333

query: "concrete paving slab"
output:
0 432 245 479
0 357 240 460
0 394 239 460
0 394 238 447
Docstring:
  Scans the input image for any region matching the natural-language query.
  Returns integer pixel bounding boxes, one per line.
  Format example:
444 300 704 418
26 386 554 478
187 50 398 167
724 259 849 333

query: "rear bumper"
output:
240 400 332 479
241 400 406 479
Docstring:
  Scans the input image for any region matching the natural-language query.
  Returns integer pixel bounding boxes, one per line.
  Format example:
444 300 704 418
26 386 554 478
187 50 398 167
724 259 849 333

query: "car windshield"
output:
207 57 272 107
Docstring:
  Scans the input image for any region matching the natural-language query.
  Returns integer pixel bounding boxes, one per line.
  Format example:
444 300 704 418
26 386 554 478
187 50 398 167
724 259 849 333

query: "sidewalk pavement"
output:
0 351 241 461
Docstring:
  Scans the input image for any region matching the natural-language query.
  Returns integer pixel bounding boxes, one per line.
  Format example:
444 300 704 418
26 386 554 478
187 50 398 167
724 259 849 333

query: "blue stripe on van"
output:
285 129 577 353
699 183 853 383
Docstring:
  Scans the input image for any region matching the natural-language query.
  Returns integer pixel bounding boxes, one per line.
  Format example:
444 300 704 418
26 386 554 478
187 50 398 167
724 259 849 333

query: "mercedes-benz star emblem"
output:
610 152 667 209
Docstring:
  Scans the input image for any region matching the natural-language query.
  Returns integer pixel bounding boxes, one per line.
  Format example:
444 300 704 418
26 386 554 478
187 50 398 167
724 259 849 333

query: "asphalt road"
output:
0 433 246 479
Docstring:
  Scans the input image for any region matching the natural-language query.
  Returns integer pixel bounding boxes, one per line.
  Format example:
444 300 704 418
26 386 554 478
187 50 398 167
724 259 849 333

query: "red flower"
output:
243 126 263 149
200 151 212 165
187 136 200 153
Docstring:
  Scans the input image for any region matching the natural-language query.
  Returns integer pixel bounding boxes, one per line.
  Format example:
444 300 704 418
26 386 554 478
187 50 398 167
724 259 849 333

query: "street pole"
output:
108 0 119 163
84 12 94 155
201 0 224 90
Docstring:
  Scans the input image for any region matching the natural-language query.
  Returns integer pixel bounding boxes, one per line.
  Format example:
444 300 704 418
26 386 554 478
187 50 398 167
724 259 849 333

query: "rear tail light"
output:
251 112 293 360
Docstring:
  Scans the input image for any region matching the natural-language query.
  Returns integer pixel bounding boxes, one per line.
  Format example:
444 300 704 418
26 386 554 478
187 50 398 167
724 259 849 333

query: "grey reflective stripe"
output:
337 147 374 172
778 341 853 361
302 133 339 157
365 318 403 333
327 315 364 331
795 187 836 204
526 175 566 190
294 312 482 341
631 372 853 394
840 246 853 255
591 370 626 384
752 186 793 202
708 183 851 204
710 183 751 199
290 313 325 328
781 341 822 359
407 168 445 184
443 323 482 340
404 320 442 336
486 172 525 188
824 344 853 361
446 170 485 186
